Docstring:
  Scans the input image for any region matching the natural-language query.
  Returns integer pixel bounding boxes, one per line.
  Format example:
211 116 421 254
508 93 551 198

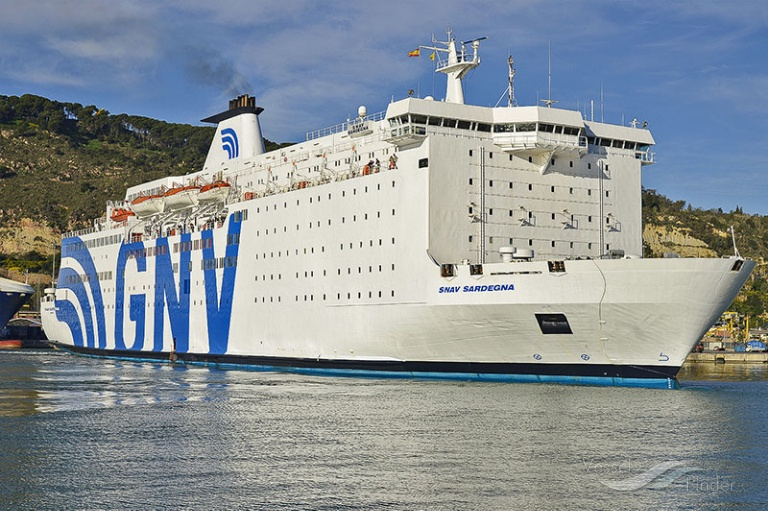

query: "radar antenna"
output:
540 41 557 108
508 55 517 107
494 54 519 108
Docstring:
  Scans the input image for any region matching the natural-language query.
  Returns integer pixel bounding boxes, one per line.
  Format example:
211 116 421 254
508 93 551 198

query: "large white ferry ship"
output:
41 32 754 388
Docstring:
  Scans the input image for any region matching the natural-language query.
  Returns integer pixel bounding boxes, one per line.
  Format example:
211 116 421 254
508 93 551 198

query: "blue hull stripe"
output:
50 342 680 389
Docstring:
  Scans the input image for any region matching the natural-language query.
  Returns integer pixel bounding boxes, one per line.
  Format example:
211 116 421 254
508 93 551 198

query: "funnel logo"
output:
221 128 239 159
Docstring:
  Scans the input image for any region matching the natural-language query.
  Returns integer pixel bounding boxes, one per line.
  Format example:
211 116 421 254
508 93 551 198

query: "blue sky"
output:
1 1 767 214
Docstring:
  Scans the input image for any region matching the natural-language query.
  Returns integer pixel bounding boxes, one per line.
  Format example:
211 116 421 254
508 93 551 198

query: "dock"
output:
685 352 768 364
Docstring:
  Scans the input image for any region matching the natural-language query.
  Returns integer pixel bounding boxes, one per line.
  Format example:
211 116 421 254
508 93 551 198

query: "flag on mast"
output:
408 48 420 57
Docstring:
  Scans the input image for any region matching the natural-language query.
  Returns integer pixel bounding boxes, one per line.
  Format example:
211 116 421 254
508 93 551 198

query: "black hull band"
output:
51 342 680 388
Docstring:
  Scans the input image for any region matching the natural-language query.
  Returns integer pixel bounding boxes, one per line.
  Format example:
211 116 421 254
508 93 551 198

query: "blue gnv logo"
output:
54 213 242 355
221 128 239 159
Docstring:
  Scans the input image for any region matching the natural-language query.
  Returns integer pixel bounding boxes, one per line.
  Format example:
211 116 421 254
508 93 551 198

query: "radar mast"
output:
420 28 487 104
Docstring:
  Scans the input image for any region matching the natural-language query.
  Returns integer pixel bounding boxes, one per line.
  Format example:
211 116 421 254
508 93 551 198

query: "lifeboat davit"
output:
110 207 136 223
198 181 231 204
131 193 165 217
164 185 200 211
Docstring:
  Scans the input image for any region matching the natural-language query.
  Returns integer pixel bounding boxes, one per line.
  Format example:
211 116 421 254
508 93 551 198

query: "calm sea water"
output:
1 351 767 511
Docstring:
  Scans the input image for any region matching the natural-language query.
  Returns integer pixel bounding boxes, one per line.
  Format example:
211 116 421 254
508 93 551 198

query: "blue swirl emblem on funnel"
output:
221 128 239 159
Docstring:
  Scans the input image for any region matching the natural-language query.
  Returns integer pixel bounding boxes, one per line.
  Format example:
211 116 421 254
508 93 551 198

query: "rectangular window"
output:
535 313 573 334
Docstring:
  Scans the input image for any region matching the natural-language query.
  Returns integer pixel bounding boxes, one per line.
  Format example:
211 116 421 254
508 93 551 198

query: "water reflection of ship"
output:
0 354 41 417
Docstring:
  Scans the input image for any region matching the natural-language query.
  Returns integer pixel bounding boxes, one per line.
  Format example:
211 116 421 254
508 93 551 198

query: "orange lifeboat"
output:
198 180 231 203
110 207 136 223
164 184 200 210
131 193 165 217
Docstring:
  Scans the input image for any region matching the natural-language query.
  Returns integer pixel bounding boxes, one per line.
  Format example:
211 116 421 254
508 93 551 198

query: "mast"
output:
540 41 557 108
420 28 487 104
507 55 517 107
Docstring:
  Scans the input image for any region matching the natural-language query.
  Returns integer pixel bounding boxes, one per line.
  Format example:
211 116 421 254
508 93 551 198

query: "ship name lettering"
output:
439 284 515 293
463 284 515 292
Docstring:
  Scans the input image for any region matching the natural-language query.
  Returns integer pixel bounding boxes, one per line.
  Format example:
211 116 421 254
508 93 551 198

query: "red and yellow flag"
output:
408 48 420 57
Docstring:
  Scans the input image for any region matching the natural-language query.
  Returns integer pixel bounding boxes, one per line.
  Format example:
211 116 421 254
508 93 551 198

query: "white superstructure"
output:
41 31 754 388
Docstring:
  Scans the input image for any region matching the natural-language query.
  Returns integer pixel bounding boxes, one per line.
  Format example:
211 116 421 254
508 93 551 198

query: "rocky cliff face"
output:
0 218 58 256
642 224 718 258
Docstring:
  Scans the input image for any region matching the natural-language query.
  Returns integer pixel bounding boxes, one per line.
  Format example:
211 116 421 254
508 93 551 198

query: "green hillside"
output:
0 93 765 319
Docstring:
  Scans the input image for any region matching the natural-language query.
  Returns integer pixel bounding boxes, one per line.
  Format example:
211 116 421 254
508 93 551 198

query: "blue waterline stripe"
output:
52 343 679 390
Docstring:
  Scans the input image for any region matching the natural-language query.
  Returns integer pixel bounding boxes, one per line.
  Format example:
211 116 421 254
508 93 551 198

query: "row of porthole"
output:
469 178 609 197
254 263 396 282
252 290 397 303
254 180 398 214
255 209 397 237
254 238 397 261
468 236 610 251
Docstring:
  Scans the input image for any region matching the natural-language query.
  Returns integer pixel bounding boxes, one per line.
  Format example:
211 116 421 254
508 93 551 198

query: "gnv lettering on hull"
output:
56 213 242 355
202 215 241 354
438 284 515 293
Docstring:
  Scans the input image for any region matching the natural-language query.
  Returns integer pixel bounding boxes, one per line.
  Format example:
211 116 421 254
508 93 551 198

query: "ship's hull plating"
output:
0 278 34 331
40 227 754 389
49 341 680 388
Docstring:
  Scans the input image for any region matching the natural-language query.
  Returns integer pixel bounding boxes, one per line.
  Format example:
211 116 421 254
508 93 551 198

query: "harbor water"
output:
1 350 767 510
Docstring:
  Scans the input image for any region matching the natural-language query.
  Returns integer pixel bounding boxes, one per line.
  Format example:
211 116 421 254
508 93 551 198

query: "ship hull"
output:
49 341 680 388
0 278 35 331
40 235 754 389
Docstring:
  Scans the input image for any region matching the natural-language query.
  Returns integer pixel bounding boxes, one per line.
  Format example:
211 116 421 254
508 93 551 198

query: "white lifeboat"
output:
198 180 231 204
130 193 165 217
164 184 200 211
